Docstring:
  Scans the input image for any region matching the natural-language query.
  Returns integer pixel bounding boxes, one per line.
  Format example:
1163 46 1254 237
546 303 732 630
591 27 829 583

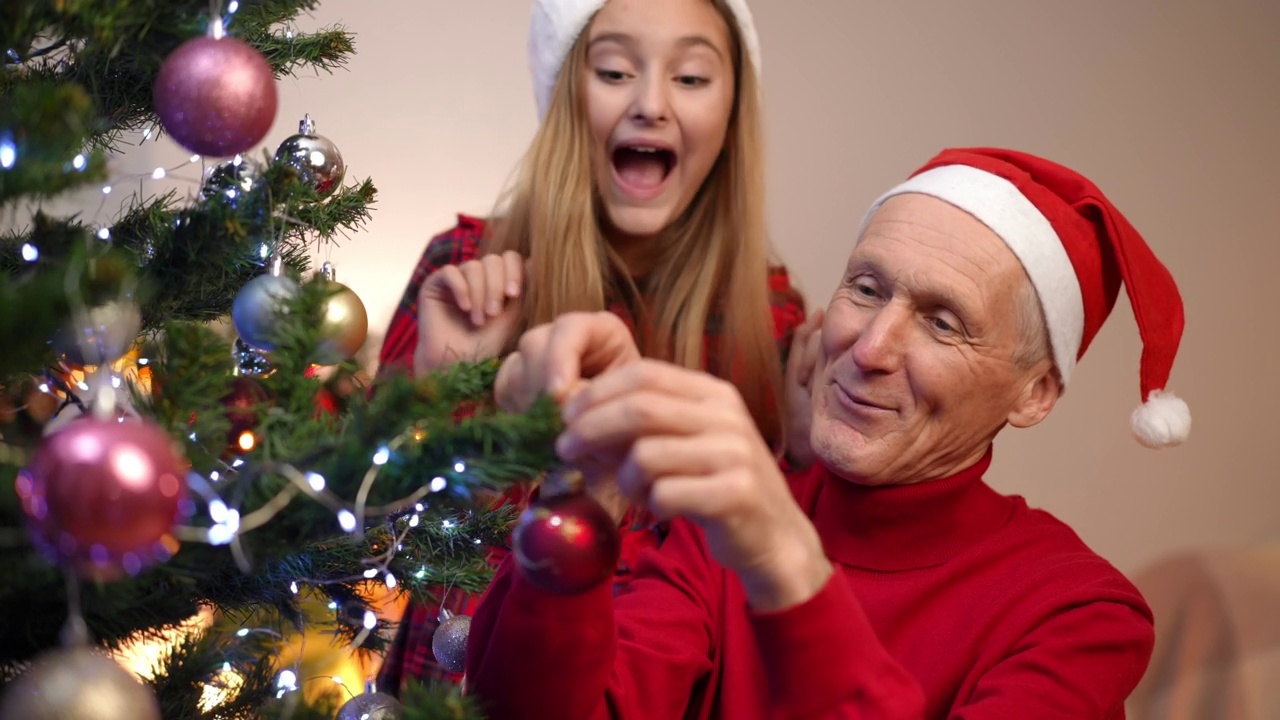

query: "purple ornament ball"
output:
153 35 278 158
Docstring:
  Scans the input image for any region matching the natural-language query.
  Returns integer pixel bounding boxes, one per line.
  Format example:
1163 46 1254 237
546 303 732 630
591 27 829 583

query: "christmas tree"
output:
0 2 567 718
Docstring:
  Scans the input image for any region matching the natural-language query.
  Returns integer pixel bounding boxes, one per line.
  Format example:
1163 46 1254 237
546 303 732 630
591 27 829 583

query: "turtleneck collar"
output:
805 448 1019 572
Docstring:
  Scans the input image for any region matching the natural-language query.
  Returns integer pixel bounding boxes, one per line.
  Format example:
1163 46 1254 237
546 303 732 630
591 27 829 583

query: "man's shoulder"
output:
996 504 1147 609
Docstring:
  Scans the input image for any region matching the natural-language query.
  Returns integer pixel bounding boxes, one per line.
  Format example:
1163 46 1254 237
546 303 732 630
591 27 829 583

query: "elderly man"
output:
464 147 1191 718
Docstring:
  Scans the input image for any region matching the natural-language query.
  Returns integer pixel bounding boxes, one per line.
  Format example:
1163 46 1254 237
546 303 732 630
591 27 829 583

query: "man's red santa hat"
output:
858 147 1190 448
527 0 762 121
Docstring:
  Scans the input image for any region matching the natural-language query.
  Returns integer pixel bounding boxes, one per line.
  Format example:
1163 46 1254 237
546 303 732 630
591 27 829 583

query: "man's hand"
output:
556 360 833 612
495 312 644 524
494 311 641 412
783 309 824 469
413 252 525 375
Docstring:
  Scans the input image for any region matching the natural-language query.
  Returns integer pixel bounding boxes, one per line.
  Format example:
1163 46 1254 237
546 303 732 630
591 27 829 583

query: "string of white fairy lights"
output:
5 3 472 702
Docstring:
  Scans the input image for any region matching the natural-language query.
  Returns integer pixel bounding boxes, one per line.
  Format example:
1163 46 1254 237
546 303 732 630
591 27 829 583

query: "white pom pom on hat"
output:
857 148 1190 448
527 0 762 121
1130 390 1191 449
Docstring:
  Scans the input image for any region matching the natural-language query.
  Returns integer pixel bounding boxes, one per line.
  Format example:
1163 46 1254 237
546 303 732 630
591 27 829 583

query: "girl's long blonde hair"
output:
486 0 786 446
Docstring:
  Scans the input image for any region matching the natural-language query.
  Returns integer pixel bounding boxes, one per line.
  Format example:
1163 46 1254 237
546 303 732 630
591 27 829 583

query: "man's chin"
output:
810 418 879 484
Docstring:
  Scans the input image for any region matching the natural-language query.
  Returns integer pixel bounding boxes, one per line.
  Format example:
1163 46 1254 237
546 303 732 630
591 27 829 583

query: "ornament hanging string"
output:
429 574 470 673
60 568 91 648
208 0 226 40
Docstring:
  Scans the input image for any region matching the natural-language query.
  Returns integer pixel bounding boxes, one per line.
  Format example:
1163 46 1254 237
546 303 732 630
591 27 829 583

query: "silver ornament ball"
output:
231 273 298 353
335 690 404 720
232 337 273 376
275 115 344 198
431 613 471 674
51 301 142 367
200 157 261 204
0 646 161 720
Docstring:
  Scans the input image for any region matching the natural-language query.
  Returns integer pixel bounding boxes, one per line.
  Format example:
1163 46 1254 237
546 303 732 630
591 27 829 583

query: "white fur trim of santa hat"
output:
528 0 762 121
856 164 1087 386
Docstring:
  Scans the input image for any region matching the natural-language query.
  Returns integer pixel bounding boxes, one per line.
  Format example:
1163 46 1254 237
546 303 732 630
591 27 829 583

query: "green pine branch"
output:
0 2 528 717
0 153 378 348
254 27 356 76
0 281 560 713
0 81 109 203
147 630 281 720
0 239 135 380
402 679 489 720
2 1 354 155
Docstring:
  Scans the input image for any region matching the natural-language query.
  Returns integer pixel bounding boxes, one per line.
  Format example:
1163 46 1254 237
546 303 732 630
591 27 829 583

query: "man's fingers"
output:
556 389 727 463
620 433 750 495
494 350 527 412
644 473 749 523
499 312 641 414
540 312 639 400
562 360 732 423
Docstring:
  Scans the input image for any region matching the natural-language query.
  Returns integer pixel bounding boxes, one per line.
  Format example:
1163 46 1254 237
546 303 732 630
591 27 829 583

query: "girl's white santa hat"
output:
859 147 1190 448
527 0 762 121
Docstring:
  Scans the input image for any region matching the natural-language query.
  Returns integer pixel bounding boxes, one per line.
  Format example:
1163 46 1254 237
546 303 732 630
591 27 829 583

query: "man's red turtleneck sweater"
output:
465 449 1155 719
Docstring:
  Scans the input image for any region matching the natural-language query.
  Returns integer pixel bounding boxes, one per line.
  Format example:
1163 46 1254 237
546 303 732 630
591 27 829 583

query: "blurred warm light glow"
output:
199 665 245 712
111 608 235 711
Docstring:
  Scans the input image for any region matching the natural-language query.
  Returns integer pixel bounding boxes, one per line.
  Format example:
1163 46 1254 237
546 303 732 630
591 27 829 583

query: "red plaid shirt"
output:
375 214 807 694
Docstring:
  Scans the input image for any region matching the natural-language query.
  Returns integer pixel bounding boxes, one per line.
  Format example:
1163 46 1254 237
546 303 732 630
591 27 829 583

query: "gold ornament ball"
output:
0 646 161 720
314 281 368 365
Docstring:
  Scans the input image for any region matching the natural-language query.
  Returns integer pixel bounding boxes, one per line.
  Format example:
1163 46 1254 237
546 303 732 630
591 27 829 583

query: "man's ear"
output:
1008 366 1062 429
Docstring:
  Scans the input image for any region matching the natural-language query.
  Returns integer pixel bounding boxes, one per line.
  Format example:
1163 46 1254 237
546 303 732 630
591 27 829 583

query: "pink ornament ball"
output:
153 35 278 158
15 416 190 582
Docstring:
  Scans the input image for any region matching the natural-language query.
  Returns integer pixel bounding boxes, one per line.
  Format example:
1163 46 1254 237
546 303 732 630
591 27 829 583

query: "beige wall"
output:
41 0 1277 600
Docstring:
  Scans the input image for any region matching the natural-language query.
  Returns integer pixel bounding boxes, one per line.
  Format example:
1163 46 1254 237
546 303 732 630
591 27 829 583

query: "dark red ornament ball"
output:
222 376 268 429
15 417 189 581
221 375 269 455
512 492 620 595
153 35 278 158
